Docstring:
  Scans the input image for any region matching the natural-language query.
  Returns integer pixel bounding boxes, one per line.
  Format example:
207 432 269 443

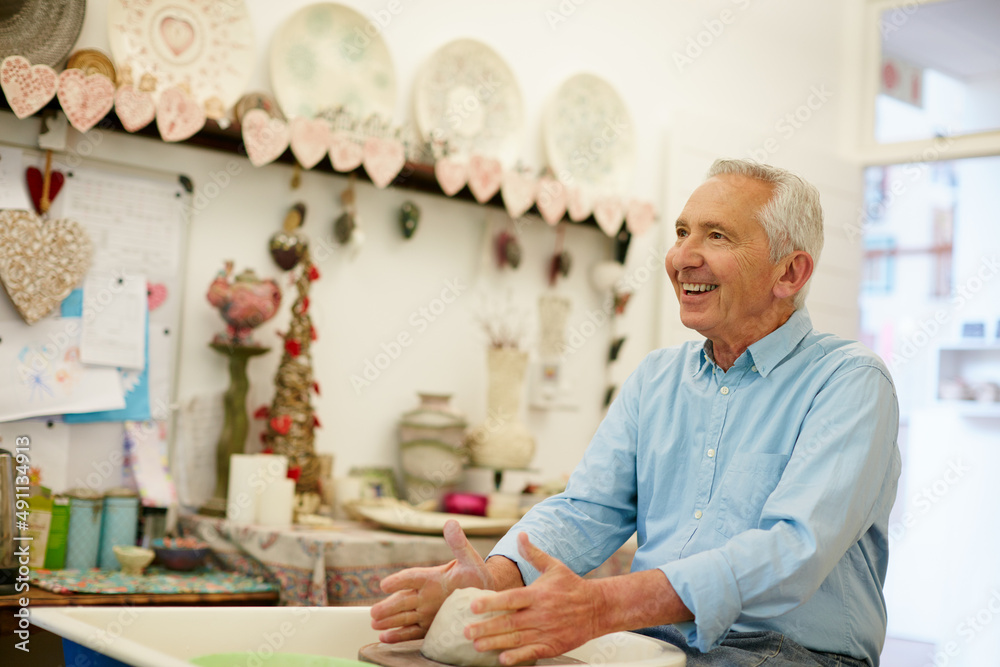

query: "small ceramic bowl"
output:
152 538 212 571
113 545 155 575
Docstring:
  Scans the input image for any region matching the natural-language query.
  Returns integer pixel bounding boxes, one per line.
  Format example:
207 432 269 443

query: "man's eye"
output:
676 229 688 238
709 232 724 240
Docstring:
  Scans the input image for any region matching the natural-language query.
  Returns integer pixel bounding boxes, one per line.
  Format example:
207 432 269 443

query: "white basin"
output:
31 606 685 667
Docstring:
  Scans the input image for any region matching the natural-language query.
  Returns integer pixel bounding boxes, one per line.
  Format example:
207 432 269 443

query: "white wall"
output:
1 1 862 490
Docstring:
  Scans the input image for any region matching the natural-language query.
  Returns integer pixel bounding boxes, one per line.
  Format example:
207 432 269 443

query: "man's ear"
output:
773 251 814 301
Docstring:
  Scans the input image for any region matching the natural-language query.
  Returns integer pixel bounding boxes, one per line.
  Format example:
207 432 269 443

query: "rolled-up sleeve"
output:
658 362 899 652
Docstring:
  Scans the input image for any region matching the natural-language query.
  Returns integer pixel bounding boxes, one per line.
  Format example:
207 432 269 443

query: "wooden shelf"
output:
1 94 613 232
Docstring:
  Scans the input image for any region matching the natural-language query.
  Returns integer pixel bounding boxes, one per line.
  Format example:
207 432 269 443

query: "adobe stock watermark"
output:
437 74 503 136
672 0 753 73
340 0 411 59
879 0 935 39
350 279 467 393
544 0 590 31
924 589 1000 667
183 161 244 222
888 255 999 370
844 134 956 245
748 85 833 163
888 459 969 543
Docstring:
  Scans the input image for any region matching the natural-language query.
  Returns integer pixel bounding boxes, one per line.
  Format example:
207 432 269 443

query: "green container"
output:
43 496 70 569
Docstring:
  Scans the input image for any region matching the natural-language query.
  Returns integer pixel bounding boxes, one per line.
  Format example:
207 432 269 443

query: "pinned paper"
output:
80 272 147 370
0 146 32 210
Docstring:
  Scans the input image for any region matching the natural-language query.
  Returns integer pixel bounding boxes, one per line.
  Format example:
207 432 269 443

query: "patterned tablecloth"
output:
30 567 277 596
178 514 636 607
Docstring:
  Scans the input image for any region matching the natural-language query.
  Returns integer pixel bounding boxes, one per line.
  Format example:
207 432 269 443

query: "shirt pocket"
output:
714 452 790 539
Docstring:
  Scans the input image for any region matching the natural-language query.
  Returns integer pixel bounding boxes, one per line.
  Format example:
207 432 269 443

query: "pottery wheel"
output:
358 641 584 667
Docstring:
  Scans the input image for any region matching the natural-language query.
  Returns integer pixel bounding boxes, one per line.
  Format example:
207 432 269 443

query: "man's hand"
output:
370 520 495 643
463 532 605 666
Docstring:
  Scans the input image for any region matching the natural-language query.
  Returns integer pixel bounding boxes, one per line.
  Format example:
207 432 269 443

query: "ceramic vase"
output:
398 393 468 506
467 348 536 470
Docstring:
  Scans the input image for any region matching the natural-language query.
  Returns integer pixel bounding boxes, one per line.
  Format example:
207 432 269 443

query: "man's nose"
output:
670 237 703 271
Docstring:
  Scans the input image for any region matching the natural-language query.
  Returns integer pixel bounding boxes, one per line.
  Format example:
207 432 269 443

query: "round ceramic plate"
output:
352 504 517 537
413 38 523 165
269 3 397 121
107 0 255 116
543 72 636 195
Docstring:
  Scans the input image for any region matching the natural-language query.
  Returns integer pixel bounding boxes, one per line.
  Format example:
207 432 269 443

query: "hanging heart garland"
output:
0 56 57 119
434 157 468 196
593 196 626 237
289 117 330 170
536 176 567 225
114 86 156 133
57 69 115 133
329 131 364 172
157 86 206 142
626 199 657 236
363 136 406 189
0 209 93 324
242 109 290 167
468 155 502 203
501 170 536 219
566 186 593 223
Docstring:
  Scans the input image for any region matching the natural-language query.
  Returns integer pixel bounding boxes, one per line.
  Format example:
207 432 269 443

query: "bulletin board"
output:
0 142 190 500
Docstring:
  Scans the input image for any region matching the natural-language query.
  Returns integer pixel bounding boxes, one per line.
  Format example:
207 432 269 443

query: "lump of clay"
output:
421 588 513 667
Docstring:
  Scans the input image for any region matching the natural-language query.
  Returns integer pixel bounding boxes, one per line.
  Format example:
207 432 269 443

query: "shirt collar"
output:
693 308 813 378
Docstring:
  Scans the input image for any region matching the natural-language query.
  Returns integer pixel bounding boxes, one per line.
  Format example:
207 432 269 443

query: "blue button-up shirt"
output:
490 309 900 666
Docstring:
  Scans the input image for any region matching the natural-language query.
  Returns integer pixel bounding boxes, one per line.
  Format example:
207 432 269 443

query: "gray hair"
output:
707 158 824 309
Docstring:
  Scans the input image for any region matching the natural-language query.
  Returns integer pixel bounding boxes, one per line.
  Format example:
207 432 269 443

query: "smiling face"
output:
666 173 793 360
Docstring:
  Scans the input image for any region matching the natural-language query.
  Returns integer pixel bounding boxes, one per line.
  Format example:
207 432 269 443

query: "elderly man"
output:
371 159 900 667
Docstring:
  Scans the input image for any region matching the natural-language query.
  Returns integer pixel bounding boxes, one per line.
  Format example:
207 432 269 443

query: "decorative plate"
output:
107 0 255 118
413 39 523 165
543 72 636 196
269 3 397 122
351 504 517 537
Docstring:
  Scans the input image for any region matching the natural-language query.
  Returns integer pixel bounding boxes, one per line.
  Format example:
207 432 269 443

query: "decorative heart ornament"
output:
26 167 65 215
468 155 502 204
363 137 406 189
57 69 115 133
536 176 567 225
434 157 468 196
329 131 363 172
242 109 289 167
501 170 536 219
0 56 57 119
160 16 196 57
290 117 330 170
593 196 625 237
0 209 93 324
147 282 168 311
626 200 657 236
115 87 156 133
157 86 206 142
566 187 592 223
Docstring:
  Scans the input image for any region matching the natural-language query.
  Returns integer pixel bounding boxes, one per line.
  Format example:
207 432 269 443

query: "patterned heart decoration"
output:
115 87 156 133
501 170 536 219
242 109 289 167
363 137 406 189
536 176 567 225
147 282 168 311
434 157 468 196
566 187 592 223
626 199 657 236
329 131 363 172
270 414 292 435
156 86 206 142
0 209 93 324
468 155 502 204
25 167 65 215
0 56 58 119
57 69 115 133
593 196 626 237
289 117 330 170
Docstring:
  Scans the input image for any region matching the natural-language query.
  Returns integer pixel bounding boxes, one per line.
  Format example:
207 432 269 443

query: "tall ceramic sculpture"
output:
202 262 281 516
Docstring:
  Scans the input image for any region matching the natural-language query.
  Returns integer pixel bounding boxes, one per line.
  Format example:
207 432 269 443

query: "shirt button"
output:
720 386 730 395
694 510 703 520
751 365 758 373
707 449 716 458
